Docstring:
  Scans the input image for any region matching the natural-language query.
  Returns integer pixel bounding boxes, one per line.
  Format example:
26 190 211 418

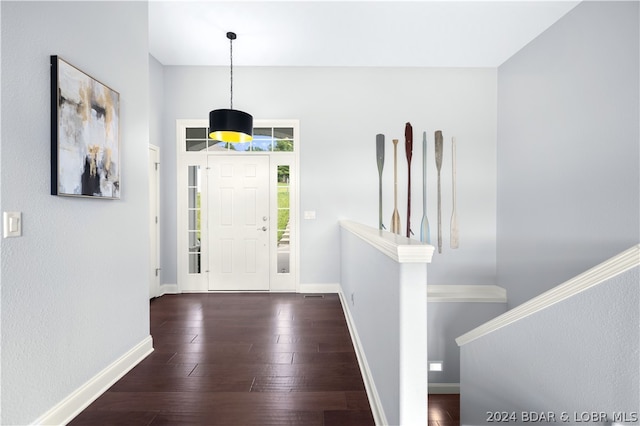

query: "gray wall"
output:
460 265 639 425
1 2 150 424
160 66 497 288
340 228 401 424
496 0 640 308
150 55 165 151
427 301 506 385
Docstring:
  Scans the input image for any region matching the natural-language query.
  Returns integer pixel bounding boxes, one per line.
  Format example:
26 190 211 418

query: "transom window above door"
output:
186 127 294 152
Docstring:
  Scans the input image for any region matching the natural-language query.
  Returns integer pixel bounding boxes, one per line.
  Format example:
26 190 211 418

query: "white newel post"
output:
399 263 429 425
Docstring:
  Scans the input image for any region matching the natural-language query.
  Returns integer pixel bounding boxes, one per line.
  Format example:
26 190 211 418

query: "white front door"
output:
207 155 270 291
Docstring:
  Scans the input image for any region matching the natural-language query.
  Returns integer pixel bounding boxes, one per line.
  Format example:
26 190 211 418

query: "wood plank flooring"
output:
428 394 461 426
69 293 376 425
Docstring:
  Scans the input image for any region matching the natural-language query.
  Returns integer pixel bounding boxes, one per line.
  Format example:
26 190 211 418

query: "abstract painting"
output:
51 56 120 199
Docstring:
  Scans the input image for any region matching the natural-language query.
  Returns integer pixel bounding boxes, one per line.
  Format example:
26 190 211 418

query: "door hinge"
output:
155 268 162 277
155 162 160 170
155 216 158 224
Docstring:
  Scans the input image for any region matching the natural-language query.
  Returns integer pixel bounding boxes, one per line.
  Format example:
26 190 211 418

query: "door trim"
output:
149 144 160 298
176 119 300 293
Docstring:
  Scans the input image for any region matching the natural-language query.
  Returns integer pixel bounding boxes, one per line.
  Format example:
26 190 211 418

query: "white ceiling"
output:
149 1 581 68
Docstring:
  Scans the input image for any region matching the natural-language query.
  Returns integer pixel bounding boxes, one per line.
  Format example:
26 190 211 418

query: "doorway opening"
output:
176 119 299 292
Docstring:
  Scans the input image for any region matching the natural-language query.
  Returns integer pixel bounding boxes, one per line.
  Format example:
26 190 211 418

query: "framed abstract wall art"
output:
51 55 120 199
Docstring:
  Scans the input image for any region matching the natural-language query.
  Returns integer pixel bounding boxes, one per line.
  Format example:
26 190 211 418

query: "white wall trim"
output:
298 283 340 294
158 283 179 296
428 285 507 303
339 220 434 263
337 287 388 426
174 285 341 295
456 244 640 346
32 336 153 425
429 383 460 394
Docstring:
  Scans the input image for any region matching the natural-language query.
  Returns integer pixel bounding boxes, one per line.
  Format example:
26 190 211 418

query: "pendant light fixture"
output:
209 31 253 143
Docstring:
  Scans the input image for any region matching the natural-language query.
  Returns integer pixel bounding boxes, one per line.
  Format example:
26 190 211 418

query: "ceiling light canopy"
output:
209 32 253 143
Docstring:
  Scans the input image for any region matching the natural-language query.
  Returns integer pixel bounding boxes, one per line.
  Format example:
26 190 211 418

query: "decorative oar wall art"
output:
420 131 430 244
376 134 385 230
434 130 444 253
391 139 401 234
373 125 460 251
405 123 413 238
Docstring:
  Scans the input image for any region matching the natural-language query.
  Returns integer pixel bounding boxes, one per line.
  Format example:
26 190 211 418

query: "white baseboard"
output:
159 283 179 296
298 283 340 294
337 287 388 426
33 336 154 426
429 383 460 394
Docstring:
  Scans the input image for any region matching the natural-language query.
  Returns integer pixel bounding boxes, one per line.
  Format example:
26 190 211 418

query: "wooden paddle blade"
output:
391 210 401 235
405 123 413 162
435 130 443 253
376 134 385 170
435 130 443 170
405 123 413 238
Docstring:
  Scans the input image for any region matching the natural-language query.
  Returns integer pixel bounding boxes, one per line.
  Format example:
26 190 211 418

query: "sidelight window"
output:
187 165 202 274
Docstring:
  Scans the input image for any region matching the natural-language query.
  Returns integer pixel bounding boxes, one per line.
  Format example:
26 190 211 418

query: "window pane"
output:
188 253 201 274
188 166 200 186
188 231 200 249
251 137 272 151
188 209 198 230
186 140 207 151
233 142 251 152
188 188 198 208
186 127 207 139
274 128 294 152
254 128 272 137
209 141 229 151
277 165 290 274
274 127 293 140
187 166 202 274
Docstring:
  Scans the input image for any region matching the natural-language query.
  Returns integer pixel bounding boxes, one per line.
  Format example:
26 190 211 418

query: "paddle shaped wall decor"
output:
376 134 385 230
434 130 444 253
420 131 431 244
390 139 401 235
405 123 413 238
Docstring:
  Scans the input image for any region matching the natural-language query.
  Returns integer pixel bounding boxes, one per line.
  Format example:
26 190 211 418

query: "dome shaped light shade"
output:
209 108 253 143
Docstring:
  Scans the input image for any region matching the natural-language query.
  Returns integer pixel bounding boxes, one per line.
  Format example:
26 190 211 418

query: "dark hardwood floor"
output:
428 394 460 426
70 293 460 425
70 293 376 425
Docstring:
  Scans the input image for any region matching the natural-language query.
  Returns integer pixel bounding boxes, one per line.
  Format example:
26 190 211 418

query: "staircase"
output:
456 245 640 425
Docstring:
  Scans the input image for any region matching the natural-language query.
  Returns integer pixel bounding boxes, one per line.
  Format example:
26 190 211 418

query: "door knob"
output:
263 216 268 221
258 226 267 231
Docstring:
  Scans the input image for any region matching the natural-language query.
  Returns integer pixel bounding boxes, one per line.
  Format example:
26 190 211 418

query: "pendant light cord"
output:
229 34 233 110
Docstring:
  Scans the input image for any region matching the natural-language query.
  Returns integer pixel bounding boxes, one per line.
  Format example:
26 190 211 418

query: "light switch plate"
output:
3 212 22 238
